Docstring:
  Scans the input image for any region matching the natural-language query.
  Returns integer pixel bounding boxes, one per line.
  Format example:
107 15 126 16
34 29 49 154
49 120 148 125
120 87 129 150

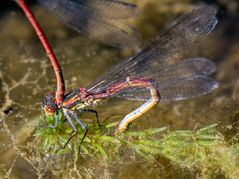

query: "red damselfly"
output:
42 6 219 150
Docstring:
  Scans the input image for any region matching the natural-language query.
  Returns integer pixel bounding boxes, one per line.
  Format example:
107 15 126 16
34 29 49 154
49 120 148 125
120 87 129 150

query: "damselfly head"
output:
42 92 58 116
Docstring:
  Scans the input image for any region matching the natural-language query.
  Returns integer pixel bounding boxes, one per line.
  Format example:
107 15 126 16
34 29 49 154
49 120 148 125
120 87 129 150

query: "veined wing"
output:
38 0 140 47
87 6 218 94
38 0 139 19
115 76 218 101
127 58 217 83
104 58 218 101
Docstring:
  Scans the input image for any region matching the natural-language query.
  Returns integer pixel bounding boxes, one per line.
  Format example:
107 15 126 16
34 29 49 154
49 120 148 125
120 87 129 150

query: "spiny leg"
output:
68 110 88 154
82 109 100 127
62 109 78 149
63 109 99 126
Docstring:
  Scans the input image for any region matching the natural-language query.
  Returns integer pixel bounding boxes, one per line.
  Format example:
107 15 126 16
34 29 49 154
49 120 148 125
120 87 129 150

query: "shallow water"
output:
0 0 239 178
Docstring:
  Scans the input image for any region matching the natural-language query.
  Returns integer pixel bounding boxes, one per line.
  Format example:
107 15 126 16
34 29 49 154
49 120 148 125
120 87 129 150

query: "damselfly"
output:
42 6 219 149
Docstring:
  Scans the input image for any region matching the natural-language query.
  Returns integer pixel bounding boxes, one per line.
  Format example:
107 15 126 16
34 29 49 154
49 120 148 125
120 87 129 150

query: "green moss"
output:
35 115 239 178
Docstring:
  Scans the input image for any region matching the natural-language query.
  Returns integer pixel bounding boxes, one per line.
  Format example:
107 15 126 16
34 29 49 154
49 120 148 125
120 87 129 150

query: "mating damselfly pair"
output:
15 0 218 150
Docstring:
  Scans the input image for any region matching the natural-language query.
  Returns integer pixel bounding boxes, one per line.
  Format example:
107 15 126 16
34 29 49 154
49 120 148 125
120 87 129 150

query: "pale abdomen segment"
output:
104 78 160 132
116 80 160 132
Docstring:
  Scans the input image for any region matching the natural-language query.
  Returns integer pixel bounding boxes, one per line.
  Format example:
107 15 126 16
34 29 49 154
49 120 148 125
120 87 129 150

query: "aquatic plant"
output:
33 114 239 178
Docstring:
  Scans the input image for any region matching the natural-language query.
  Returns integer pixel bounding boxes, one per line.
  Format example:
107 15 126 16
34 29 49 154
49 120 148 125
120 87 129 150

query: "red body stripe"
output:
106 78 154 95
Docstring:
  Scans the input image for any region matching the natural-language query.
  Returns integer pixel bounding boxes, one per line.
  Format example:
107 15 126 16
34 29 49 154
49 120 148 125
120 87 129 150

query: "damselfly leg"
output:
62 109 88 153
81 109 101 127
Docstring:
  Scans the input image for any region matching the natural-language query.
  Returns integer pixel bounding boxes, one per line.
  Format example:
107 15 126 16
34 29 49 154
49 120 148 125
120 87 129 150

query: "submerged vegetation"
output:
31 113 239 178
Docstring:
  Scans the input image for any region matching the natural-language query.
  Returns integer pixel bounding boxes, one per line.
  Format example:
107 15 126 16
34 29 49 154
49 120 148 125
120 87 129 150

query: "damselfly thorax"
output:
63 89 103 111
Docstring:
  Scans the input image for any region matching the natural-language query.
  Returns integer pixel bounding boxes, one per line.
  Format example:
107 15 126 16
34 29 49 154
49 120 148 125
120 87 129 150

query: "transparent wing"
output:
115 76 218 101
134 58 216 83
38 0 140 47
69 16 140 48
87 6 218 95
159 76 218 101
38 0 139 19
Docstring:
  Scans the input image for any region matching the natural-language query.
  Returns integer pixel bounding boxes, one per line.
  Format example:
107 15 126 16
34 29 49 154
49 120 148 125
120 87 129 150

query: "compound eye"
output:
44 105 56 116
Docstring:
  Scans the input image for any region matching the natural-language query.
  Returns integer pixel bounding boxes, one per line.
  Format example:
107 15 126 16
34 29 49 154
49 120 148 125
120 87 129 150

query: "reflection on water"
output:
0 0 239 178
